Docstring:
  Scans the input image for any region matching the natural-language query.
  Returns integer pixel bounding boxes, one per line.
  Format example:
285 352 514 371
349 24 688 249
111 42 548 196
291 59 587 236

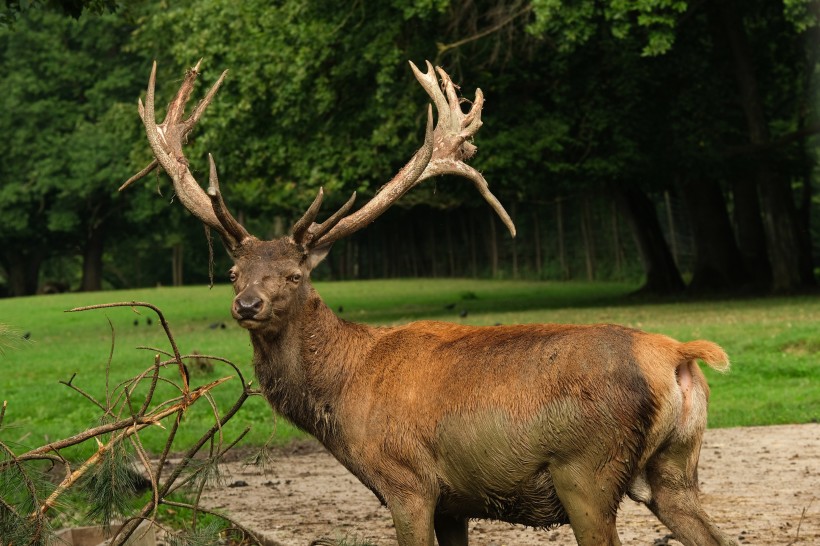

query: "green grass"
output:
0 279 817 459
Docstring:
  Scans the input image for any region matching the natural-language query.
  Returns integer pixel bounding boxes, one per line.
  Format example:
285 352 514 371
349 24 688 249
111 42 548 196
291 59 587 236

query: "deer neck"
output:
247 286 372 444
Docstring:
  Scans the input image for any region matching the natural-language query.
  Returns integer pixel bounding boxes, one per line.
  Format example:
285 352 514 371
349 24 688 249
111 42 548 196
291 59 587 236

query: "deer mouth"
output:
235 310 281 331
235 317 265 330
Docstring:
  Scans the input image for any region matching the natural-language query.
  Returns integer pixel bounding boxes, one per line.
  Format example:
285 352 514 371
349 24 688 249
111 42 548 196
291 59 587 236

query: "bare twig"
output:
436 4 533 57
67 301 189 395
166 425 252 497
104 316 115 411
31 377 231 517
129 434 160 523
112 383 252 546
138 355 163 416
2 301 255 546
60 373 107 413
787 498 815 545
136 345 173 358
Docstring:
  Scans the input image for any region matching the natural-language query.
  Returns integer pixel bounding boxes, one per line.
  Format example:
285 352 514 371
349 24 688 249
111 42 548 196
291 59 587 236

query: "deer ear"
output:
305 242 333 271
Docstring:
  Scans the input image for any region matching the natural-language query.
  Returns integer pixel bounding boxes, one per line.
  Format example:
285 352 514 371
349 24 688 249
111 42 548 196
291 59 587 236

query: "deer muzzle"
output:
233 292 264 321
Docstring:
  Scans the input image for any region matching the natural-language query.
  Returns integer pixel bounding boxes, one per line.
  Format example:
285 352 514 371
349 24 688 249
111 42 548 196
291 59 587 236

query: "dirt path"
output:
201 424 819 545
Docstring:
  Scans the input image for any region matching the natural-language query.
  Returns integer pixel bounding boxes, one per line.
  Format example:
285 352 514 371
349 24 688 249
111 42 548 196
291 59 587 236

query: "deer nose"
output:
234 294 263 319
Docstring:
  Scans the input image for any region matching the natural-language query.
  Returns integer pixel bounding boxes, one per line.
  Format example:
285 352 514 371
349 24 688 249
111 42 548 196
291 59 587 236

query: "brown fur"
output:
222 238 737 546
130 61 735 545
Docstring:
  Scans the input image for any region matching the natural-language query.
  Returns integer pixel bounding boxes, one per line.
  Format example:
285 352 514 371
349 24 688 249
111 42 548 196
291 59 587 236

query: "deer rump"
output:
317 321 724 528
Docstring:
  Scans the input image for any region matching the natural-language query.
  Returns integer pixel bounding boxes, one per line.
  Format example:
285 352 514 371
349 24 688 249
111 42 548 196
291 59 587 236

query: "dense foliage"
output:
0 0 818 295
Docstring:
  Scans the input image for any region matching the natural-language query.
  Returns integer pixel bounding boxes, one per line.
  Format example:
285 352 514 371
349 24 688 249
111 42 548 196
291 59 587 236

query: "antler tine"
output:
305 191 357 244
126 61 251 250
142 62 170 167
461 88 484 137
165 60 199 126
419 65 514 237
309 61 515 248
292 188 325 243
419 161 516 237
309 106 436 248
186 68 229 133
208 154 251 244
410 60 452 131
435 66 463 132
119 158 158 191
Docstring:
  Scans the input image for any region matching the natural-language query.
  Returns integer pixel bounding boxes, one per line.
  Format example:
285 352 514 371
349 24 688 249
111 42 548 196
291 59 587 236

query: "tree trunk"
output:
445 217 456 277
351 239 360 278
730 173 770 286
533 209 543 277
580 196 596 281
1 249 44 296
663 190 679 266
616 187 685 294
510 202 519 279
408 232 419 277
462 213 478 278
428 219 438 277
556 198 568 279
487 211 499 278
714 0 815 291
381 228 390 278
171 243 184 287
611 201 624 276
678 177 750 292
80 225 105 292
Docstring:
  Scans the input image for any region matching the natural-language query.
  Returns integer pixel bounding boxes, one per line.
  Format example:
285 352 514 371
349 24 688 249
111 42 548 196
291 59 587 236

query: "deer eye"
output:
287 273 302 283
229 269 237 282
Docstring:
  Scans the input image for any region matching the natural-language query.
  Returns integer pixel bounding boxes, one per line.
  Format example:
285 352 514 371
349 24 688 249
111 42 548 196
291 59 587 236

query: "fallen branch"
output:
1 302 262 546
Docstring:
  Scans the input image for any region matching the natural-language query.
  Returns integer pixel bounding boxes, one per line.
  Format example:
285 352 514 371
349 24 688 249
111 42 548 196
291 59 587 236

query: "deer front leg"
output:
389 494 436 546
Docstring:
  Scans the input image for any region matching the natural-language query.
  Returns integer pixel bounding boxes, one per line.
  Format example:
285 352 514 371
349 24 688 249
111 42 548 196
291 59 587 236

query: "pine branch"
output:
31 376 232 518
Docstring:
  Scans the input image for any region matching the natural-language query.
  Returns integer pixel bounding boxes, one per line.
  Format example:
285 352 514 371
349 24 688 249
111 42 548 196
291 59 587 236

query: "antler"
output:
122 61 252 251
124 60 514 255
295 61 516 249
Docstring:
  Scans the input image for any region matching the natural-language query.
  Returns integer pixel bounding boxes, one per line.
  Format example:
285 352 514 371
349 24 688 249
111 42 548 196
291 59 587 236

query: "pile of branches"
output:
0 302 266 546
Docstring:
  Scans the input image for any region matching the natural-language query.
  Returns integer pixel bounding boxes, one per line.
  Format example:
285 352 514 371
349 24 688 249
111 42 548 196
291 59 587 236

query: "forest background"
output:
1 0 819 297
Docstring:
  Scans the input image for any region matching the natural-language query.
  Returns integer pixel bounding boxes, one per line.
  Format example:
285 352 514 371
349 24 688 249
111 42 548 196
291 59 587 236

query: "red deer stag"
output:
123 61 736 546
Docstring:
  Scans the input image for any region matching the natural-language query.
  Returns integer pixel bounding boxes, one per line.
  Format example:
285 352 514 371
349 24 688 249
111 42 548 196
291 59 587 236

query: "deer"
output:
123 60 737 546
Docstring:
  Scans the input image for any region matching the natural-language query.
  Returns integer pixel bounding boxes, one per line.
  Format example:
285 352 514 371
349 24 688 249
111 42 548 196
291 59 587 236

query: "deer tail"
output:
678 340 730 373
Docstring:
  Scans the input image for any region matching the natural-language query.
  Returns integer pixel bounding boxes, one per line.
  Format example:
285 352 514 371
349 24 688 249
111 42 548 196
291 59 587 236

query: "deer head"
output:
123 60 515 335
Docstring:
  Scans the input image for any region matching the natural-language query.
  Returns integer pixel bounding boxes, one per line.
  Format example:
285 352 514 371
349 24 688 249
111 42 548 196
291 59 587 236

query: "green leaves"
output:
134 0 447 221
528 0 688 56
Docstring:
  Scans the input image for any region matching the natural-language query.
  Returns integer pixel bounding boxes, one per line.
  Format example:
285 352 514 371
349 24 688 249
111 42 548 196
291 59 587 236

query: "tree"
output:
131 0 671 287
527 0 818 292
4 0 813 294
0 10 146 294
709 0 816 291
1 0 120 26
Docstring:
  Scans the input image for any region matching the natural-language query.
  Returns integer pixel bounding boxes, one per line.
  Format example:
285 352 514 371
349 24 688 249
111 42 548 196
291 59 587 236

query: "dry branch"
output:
0 302 262 546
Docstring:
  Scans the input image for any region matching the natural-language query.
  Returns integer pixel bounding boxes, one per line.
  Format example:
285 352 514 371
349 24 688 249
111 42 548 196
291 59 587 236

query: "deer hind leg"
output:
644 443 737 546
549 462 623 546
434 513 468 546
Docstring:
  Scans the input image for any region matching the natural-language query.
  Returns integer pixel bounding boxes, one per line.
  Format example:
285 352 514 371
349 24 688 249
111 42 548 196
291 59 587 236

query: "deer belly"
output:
433 408 572 526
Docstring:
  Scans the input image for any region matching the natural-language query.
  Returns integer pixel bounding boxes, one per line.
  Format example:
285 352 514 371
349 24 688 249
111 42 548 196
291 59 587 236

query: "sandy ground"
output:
201 423 819 545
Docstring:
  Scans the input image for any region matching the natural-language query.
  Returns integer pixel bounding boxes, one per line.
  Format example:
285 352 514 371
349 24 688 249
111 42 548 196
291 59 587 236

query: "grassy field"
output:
0 279 817 458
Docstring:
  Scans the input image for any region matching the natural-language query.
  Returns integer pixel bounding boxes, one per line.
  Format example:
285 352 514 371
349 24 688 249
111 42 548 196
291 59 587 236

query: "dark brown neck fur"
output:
248 286 375 447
